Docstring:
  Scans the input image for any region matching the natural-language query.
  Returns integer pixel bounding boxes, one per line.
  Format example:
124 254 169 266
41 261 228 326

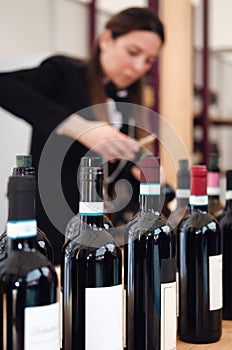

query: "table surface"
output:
177 320 232 349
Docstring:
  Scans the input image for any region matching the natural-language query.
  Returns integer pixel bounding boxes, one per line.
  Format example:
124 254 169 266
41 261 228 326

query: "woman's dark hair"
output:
105 7 164 43
87 7 165 107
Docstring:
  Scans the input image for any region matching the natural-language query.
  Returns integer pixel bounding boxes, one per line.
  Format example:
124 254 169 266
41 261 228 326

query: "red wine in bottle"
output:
124 156 176 350
207 153 224 219
0 155 54 262
0 176 59 350
178 165 222 343
61 157 122 350
218 170 232 319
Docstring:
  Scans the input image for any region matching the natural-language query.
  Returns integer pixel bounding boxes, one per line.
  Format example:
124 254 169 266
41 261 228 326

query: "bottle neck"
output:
7 176 37 252
139 182 160 214
79 171 104 227
189 194 208 213
207 171 220 199
176 188 190 208
176 197 189 209
8 238 37 252
225 190 232 210
12 167 35 176
7 219 37 252
208 194 220 201
190 166 208 213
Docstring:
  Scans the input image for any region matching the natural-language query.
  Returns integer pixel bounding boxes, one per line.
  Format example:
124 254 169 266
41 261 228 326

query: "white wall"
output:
194 0 232 51
1 0 232 230
0 0 53 57
193 0 232 176
0 0 148 232
0 55 51 233
97 0 147 14
0 0 89 58
0 0 89 232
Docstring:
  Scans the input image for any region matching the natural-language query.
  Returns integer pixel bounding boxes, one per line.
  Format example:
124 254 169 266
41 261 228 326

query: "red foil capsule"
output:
191 165 207 196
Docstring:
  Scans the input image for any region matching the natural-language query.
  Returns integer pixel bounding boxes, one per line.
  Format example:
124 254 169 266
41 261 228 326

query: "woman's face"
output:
99 29 162 89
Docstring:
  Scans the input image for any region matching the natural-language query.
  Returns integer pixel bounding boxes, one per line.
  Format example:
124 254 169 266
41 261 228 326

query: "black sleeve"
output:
0 56 73 137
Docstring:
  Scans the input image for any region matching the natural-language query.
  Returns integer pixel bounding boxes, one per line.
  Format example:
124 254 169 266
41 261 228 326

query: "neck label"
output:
140 183 160 196
226 190 232 200
79 202 104 216
189 195 208 206
176 188 190 199
7 219 36 239
207 186 220 196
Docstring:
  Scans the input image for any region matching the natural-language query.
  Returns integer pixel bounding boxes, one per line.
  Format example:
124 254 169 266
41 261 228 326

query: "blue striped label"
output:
140 183 160 196
189 195 208 206
7 219 37 239
79 202 104 216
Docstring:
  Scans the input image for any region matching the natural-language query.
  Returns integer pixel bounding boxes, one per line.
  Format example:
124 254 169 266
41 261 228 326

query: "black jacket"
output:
0 55 139 264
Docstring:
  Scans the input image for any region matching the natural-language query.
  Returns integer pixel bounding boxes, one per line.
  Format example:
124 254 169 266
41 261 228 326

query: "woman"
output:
0 7 165 264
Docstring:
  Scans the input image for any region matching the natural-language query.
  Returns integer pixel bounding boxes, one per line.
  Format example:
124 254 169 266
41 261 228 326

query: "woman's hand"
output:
56 113 140 162
130 165 140 181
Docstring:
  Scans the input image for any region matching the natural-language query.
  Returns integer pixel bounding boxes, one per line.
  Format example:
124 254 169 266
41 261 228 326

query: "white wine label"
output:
79 201 104 215
207 186 220 196
123 288 126 349
176 271 179 317
160 281 177 350
60 291 63 349
140 183 160 196
85 284 123 350
7 219 37 239
3 293 7 350
209 254 223 311
226 190 232 200
189 195 208 206
176 189 190 199
24 302 59 350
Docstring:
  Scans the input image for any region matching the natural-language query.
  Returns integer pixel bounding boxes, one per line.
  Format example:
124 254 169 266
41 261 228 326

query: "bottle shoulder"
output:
168 206 190 230
126 211 175 242
218 208 232 225
63 241 121 265
178 210 220 234
0 229 53 263
0 231 7 261
0 250 57 283
65 214 113 241
63 224 121 259
36 227 51 242
208 198 224 219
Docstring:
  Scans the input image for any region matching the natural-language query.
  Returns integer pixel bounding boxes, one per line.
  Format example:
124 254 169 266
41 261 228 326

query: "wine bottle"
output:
178 165 222 343
0 155 54 263
218 170 232 319
61 157 122 350
124 156 176 350
207 153 224 219
169 159 190 320
0 175 59 350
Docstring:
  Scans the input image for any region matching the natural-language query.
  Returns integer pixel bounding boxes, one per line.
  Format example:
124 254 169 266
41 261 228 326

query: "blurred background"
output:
0 0 232 231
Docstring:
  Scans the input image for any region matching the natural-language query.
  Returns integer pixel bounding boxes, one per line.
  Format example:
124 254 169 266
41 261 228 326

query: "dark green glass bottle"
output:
0 155 54 262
